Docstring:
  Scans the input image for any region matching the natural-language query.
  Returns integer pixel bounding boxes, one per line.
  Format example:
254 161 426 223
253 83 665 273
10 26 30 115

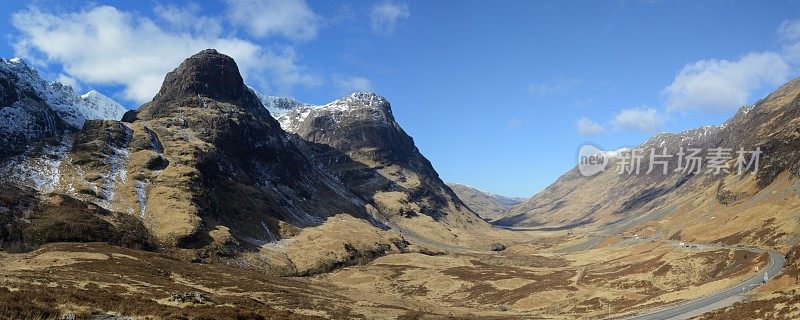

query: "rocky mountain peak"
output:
155 49 247 104
132 49 268 121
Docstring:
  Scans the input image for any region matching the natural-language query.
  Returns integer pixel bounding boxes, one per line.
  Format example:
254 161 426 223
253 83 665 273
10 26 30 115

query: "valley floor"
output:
0 227 778 320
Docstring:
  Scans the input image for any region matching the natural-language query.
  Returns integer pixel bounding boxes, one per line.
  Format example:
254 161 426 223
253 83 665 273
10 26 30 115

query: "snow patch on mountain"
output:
95 125 133 209
0 135 74 193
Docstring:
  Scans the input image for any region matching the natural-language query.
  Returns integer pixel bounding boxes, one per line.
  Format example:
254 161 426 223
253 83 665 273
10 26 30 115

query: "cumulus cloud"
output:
333 75 373 93
12 6 320 104
612 108 665 132
576 117 604 136
225 0 319 41
528 77 581 95
370 1 410 35
662 52 790 113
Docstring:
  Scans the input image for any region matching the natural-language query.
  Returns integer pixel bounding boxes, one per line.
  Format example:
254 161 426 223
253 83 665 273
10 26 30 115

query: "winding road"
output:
621 244 785 320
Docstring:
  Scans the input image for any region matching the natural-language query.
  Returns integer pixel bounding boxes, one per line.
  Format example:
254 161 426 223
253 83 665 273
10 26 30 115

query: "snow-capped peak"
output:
275 92 393 133
78 90 127 122
81 89 103 99
327 92 389 110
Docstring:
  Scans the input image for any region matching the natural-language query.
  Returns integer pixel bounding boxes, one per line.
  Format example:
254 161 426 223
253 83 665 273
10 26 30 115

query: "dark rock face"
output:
160 49 243 101
134 49 269 121
0 76 19 107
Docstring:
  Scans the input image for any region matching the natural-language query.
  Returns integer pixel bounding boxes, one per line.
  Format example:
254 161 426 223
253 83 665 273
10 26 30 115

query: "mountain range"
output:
498 78 800 249
2 48 799 319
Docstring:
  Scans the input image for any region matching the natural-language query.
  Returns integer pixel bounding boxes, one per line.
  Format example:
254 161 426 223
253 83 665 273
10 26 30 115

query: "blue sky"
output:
1 1 799 197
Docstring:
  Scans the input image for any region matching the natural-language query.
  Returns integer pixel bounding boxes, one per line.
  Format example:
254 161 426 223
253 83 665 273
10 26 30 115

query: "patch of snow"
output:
95 125 132 208
0 135 74 193
135 180 149 220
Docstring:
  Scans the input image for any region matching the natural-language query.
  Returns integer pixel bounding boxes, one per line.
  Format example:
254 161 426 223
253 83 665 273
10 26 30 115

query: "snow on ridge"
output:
264 92 392 133
1 57 127 129
78 90 127 122
251 88 310 118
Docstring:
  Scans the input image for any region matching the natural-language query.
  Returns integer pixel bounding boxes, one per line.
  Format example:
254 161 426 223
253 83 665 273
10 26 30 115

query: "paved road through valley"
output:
493 226 786 320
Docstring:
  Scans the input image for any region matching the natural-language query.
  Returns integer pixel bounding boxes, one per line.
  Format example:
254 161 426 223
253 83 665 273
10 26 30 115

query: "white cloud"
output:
528 77 581 95
662 52 790 113
225 0 319 41
777 19 800 43
154 3 222 36
258 47 323 93
576 117 604 136
12 6 320 104
332 75 373 93
612 107 665 132
370 1 410 35
56 74 80 92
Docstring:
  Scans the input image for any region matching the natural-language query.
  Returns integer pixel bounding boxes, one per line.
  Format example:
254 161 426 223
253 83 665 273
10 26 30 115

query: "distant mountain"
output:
272 92 494 247
498 77 800 249
0 58 125 158
253 92 308 118
447 183 525 221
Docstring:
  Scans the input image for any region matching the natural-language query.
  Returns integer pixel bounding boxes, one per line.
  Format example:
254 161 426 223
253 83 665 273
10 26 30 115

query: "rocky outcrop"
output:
0 183 154 252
